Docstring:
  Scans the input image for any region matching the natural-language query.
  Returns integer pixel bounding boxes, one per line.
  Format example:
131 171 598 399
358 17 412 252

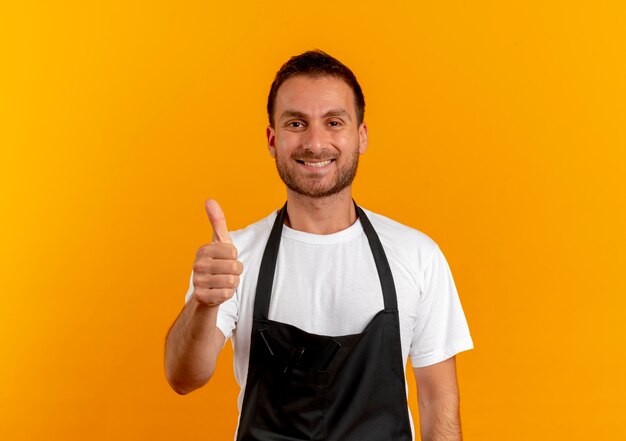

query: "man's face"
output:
266 75 368 199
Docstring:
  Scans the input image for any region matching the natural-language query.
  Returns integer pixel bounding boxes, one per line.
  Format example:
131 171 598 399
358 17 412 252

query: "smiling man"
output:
269 74 365 203
165 50 474 441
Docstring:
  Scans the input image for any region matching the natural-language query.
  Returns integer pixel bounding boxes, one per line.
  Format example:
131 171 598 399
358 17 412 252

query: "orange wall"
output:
1 1 625 440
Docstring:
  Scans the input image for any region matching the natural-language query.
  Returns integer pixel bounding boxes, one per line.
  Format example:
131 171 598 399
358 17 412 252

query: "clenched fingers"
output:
193 258 243 276
195 242 238 260
193 273 240 290
193 288 235 306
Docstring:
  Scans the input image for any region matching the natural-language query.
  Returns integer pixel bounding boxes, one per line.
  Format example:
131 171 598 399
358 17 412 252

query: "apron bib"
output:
236 203 413 441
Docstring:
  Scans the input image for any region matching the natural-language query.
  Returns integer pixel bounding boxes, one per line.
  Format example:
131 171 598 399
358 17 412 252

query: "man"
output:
165 50 473 441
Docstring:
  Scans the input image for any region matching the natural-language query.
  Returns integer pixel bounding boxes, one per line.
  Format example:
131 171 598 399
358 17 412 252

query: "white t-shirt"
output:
185 207 473 435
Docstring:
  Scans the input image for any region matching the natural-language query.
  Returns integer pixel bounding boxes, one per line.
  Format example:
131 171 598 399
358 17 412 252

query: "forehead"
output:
274 75 356 117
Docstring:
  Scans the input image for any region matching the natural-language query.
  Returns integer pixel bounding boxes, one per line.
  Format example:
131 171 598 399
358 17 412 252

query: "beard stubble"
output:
274 149 360 199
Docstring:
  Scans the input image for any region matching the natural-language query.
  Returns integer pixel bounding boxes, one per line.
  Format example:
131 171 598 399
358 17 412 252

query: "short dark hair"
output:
267 49 365 127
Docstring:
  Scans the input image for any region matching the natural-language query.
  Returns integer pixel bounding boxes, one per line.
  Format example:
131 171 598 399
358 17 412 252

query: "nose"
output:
303 123 326 152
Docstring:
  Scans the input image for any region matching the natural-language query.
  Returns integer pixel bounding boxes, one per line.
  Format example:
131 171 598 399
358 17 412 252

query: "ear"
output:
358 122 368 154
266 125 276 158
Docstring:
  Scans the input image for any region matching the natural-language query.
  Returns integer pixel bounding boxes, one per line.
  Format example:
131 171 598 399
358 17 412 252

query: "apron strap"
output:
253 202 398 320
355 205 399 311
254 203 288 320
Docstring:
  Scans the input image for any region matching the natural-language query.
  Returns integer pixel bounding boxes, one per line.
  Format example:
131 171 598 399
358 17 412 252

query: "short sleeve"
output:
184 270 239 340
409 245 474 367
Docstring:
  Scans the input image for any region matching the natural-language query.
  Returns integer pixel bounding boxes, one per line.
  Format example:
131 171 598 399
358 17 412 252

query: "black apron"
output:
236 203 413 441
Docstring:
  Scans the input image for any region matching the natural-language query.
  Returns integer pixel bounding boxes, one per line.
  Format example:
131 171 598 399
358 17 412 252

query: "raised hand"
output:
191 199 243 307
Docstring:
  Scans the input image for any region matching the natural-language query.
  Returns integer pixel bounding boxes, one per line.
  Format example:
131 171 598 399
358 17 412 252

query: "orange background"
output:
1 1 625 440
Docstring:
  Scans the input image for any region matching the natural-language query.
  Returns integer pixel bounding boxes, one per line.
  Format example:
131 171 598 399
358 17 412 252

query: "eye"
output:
328 120 342 127
287 121 305 128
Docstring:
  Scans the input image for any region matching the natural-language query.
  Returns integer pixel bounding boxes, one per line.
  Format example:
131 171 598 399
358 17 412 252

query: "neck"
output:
284 188 357 234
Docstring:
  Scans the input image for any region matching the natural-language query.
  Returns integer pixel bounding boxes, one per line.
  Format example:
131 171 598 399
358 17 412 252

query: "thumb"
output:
205 199 232 243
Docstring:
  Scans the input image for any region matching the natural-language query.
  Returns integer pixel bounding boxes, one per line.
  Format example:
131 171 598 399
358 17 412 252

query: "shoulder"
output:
360 207 440 273
229 209 278 260
361 207 438 252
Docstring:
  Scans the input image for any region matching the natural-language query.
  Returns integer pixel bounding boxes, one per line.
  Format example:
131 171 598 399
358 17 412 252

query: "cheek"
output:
275 133 300 152
335 133 359 152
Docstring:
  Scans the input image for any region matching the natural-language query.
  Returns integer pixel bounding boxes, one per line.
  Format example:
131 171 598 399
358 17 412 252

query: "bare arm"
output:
164 299 226 394
413 356 462 441
164 199 241 395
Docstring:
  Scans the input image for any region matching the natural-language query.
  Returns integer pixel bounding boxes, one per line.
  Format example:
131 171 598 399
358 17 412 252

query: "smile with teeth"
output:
296 159 334 167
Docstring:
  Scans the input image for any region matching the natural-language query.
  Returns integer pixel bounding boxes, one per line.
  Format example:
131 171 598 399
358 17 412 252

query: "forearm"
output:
418 392 462 441
164 297 222 394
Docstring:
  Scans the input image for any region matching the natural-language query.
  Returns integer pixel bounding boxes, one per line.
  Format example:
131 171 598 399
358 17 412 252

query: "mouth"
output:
295 159 335 168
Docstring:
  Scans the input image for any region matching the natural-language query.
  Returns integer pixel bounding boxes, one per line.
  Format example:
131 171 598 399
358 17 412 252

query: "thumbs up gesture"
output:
192 200 243 308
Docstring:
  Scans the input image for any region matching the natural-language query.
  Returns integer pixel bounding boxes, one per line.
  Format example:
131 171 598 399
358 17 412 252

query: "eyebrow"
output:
279 108 353 122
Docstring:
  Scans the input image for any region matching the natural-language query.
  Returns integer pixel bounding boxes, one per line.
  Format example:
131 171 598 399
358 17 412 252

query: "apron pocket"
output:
253 366 328 440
